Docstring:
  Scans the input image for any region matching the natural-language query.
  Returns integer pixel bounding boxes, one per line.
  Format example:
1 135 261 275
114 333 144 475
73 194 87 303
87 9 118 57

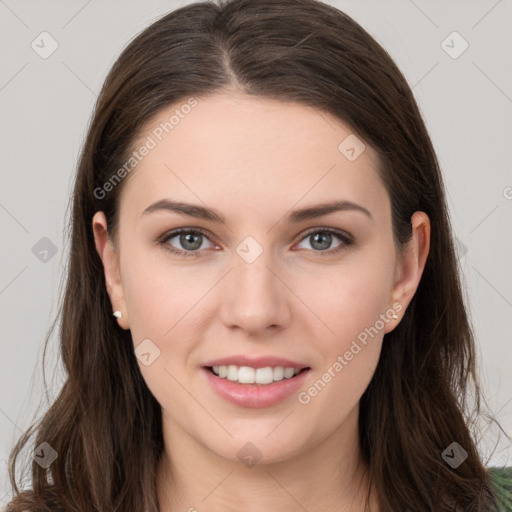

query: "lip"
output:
201 366 311 408
202 355 308 370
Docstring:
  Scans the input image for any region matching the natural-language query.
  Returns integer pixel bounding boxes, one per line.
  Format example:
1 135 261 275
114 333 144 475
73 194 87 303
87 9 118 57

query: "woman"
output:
6 0 511 510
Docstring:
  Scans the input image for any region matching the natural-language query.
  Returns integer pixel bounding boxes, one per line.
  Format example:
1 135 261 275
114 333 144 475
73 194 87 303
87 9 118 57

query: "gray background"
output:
1 0 511 505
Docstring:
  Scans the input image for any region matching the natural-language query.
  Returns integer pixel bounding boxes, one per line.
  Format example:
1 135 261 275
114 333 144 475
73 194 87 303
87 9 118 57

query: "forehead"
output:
120 93 389 221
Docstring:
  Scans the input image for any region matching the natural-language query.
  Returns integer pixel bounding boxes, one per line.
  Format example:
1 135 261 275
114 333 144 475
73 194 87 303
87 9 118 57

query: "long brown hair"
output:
6 0 506 510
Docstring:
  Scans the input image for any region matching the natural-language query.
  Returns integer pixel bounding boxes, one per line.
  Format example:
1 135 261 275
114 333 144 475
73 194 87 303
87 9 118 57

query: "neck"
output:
156 405 378 512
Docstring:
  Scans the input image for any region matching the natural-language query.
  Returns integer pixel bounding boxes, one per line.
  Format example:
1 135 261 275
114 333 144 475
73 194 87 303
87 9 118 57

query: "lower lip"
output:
201 367 311 408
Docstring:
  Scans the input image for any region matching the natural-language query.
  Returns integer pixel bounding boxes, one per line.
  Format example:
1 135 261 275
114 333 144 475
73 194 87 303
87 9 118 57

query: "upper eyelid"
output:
160 227 214 243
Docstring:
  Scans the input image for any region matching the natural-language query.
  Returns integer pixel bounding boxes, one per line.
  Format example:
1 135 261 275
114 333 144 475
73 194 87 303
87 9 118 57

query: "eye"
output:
295 228 353 255
159 228 215 257
158 227 353 258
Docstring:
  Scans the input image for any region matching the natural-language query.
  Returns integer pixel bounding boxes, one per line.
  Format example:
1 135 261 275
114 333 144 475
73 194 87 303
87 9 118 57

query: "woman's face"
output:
93 92 428 465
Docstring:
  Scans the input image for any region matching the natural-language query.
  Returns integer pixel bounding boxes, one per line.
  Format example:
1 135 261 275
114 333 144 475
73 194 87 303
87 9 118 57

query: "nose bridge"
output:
220 234 289 333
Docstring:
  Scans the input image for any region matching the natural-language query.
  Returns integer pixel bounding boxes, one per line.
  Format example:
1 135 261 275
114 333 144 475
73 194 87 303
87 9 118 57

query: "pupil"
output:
312 232 331 250
182 233 201 250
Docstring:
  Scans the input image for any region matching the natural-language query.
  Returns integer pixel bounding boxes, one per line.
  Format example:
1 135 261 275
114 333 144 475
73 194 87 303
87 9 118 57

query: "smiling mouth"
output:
204 365 310 385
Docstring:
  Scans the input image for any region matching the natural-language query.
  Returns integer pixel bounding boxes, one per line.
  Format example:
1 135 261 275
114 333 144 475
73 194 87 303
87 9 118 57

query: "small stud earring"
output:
391 312 398 320
113 311 123 319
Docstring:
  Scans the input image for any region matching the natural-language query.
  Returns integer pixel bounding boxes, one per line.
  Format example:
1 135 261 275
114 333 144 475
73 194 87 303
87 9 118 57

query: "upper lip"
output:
202 355 309 370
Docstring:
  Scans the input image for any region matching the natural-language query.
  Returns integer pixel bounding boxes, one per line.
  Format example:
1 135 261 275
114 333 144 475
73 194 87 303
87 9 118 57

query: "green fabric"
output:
489 467 512 511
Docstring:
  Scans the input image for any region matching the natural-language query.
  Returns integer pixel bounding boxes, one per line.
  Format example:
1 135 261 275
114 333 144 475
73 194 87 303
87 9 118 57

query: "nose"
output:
218 244 291 337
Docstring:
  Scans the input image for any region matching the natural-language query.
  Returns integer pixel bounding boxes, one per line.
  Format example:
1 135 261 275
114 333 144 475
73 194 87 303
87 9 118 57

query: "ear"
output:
92 211 130 330
384 211 430 333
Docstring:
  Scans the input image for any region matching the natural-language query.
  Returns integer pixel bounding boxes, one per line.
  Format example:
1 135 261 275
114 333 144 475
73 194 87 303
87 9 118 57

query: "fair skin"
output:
93 92 430 512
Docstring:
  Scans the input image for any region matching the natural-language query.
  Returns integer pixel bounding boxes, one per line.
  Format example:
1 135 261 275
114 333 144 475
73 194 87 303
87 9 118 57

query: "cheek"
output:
120 248 214 380
293 247 394 410
120 243 198 337
297 251 396 346
294 261 391 430
123 266 171 342
121 253 200 410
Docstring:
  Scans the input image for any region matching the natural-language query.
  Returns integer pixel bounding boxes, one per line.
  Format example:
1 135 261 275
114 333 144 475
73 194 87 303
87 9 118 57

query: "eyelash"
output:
158 227 353 258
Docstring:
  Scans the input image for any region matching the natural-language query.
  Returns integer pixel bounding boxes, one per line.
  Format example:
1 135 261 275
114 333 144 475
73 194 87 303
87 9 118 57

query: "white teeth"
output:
210 365 304 384
255 367 274 384
273 366 284 381
238 366 255 384
283 367 295 378
227 365 239 381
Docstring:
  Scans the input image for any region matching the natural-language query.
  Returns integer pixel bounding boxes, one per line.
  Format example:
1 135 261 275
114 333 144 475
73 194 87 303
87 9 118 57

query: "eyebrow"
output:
141 198 372 223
